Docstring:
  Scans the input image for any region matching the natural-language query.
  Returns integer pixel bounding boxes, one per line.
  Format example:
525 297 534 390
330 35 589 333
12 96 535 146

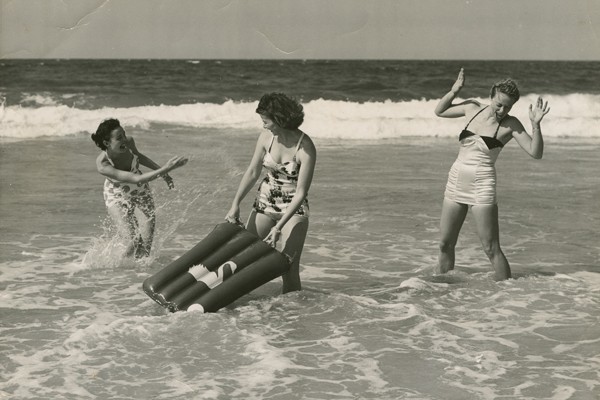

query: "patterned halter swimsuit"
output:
103 150 154 210
253 133 309 221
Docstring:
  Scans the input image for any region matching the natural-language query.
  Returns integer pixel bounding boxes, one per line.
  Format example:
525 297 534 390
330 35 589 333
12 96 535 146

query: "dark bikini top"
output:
459 106 504 150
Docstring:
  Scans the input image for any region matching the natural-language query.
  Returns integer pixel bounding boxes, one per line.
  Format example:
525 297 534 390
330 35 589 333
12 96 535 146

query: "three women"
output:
95 72 549 287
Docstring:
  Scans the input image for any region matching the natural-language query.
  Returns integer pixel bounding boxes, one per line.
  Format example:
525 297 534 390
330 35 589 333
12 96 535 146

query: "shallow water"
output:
1 127 599 399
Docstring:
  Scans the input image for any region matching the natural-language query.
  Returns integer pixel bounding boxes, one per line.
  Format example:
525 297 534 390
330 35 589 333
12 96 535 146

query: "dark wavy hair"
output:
91 118 121 150
256 93 304 129
490 78 520 102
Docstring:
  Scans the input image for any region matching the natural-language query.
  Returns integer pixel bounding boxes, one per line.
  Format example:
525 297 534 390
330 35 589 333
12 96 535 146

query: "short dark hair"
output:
91 118 121 150
256 93 304 129
490 79 520 102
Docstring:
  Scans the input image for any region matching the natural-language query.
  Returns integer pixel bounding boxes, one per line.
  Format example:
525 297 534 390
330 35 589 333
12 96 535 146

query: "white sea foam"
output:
1 94 598 140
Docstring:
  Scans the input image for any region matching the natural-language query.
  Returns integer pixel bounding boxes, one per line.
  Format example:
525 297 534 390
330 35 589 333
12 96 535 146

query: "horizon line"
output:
2 57 599 62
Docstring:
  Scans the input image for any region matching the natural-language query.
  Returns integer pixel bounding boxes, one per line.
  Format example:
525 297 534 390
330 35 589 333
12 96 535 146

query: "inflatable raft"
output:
142 223 291 312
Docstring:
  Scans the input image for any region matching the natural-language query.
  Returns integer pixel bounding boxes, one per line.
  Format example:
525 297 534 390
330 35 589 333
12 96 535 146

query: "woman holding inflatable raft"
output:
225 93 316 294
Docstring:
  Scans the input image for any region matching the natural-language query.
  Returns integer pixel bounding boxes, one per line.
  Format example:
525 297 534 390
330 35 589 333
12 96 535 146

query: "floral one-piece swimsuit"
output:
253 133 309 221
103 150 154 211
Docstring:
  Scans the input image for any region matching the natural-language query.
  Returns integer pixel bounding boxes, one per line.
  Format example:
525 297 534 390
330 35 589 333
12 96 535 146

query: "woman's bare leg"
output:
107 204 138 257
471 204 511 280
437 198 468 274
246 210 308 293
135 195 156 258
279 216 309 293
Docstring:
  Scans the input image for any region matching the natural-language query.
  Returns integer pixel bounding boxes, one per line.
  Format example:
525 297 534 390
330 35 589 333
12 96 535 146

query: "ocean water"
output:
0 60 599 399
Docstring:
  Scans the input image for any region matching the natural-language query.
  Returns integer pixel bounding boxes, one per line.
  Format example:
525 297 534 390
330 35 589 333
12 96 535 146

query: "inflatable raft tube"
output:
142 223 291 313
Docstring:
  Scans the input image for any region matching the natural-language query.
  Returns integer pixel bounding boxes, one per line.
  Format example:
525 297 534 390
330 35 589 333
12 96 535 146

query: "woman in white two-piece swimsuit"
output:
226 93 316 293
434 69 550 280
92 119 188 258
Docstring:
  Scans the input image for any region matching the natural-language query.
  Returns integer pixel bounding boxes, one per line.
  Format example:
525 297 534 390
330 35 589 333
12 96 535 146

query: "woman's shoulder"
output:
257 130 272 147
298 131 316 156
465 99 484 111
466 98 483 106
96 150 108 163
95 150 112 171
503 115 526 132
462 100 486 119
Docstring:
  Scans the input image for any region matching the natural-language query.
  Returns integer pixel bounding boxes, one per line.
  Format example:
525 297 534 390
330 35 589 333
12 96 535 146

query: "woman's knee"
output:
108 207 135 235
138 205 156 221
480 238 501 258
145 213 156 225
439 238 456 253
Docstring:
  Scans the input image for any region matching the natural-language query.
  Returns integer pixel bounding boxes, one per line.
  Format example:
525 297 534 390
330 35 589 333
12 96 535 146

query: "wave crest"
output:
1 94 598 140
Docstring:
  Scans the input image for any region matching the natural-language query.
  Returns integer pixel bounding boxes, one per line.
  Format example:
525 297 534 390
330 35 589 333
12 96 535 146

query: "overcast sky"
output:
1 0 599 60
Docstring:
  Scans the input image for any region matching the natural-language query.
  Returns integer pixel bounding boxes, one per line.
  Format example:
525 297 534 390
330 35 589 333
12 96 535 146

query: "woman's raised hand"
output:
164 156 188 170
529 97 550 124
451 68 465 94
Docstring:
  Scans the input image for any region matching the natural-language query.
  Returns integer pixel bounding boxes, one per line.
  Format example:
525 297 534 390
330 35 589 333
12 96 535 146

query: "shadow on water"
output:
424 274 469 284
512 270 557 279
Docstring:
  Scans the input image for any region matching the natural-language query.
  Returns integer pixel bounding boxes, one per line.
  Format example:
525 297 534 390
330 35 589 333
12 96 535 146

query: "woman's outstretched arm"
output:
225 131 269 222
435 68 479 118
128 137 177 188
97 153 187 184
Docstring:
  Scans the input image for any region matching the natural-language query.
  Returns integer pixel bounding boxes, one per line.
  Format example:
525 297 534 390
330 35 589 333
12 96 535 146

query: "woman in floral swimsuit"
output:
92 119 188 258
226 93 317 293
